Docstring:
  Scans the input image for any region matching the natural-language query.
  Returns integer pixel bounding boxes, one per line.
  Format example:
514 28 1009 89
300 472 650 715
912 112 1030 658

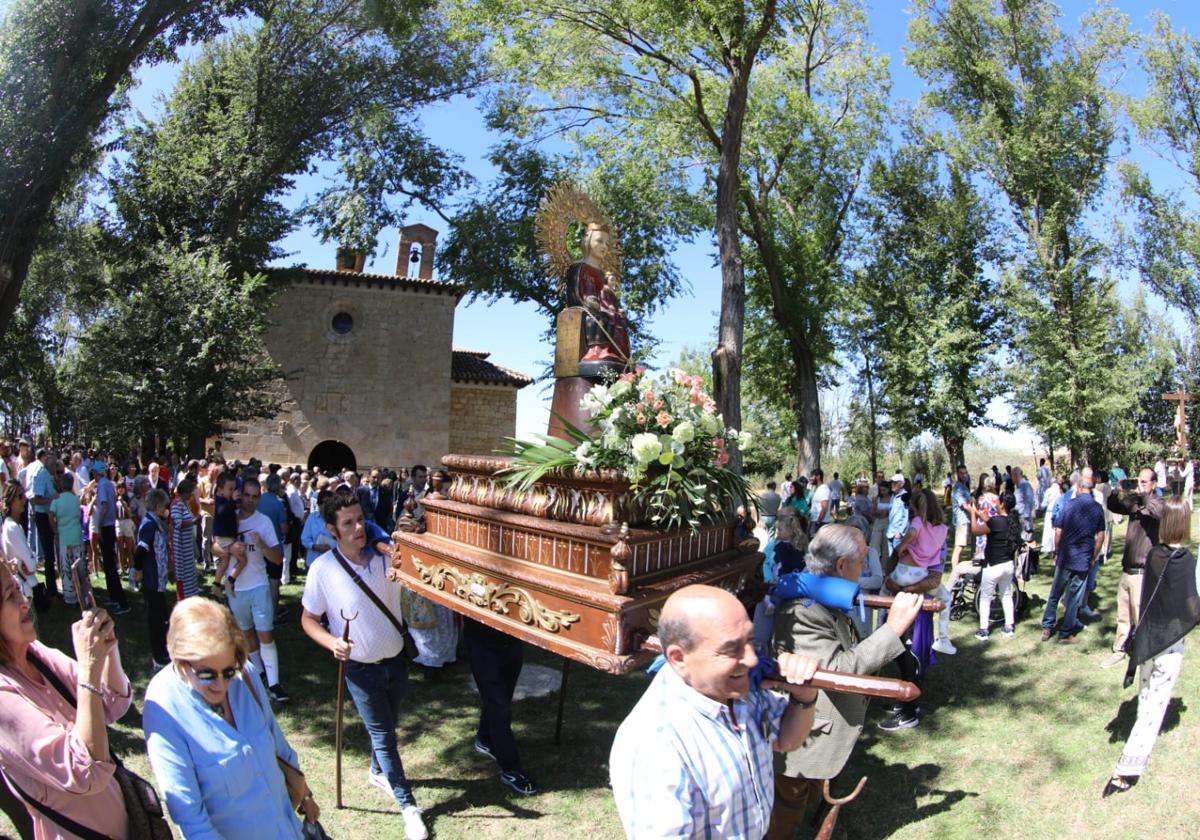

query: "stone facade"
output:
221 269 460 470
448 383 522 456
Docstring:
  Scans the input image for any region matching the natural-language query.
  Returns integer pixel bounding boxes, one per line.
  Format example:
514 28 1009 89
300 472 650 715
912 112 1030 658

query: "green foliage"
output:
0 0 251 338
852 143 1004 466
908 0 1135 464
111 0 478 274
1119 12 1200 321
59 245 284 450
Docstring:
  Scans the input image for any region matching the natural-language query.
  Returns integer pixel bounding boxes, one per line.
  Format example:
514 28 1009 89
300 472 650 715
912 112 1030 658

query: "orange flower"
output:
656 411 673 428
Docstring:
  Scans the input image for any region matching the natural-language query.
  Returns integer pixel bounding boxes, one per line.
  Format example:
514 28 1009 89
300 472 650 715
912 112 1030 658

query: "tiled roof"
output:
451 349 533 388
268 266 463 296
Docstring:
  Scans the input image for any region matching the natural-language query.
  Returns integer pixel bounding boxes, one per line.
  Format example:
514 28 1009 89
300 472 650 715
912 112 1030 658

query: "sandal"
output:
1102 775 1136 798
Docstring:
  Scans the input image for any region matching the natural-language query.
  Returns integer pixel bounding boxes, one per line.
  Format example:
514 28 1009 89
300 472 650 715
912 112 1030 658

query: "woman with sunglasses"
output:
143 597 321 838
0 563 133 839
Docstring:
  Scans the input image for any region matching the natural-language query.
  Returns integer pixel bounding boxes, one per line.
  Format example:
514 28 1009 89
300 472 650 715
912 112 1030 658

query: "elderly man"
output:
610 585 820 839
1042 468 1105 644
768 525 922 838
1011 466 1035 536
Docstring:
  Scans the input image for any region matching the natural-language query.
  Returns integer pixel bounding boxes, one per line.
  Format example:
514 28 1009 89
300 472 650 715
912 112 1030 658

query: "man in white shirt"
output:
214 476 286 702
1036 458 1051 511
809 469 832 535
300 493 429 840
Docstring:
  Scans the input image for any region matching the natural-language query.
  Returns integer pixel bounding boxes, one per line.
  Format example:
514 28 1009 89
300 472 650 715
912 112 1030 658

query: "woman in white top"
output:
870 483 891 561
0 483 37 618
1040 477 1063 556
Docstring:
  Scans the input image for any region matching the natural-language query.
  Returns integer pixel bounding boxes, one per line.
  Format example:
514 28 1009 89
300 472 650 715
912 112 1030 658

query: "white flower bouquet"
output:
502 368 755 531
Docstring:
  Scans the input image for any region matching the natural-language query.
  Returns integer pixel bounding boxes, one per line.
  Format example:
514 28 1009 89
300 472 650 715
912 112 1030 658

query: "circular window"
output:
331 312 354 335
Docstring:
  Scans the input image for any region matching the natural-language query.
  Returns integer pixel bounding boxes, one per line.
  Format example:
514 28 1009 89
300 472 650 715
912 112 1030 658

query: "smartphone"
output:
1120 478 1138 491
69 550 96 612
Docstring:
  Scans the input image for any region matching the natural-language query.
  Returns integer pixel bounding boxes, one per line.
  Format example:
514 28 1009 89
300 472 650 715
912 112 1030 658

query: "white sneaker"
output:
401 805 428 840
932 636 957 655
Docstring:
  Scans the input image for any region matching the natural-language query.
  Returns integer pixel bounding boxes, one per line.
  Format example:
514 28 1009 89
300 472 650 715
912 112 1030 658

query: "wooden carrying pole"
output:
334 610 357 809
641 638 921 702
858 593 945 612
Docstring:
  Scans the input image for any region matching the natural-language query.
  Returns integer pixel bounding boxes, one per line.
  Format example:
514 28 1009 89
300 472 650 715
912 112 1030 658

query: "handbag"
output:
25 653 172 840
242 671 311 813
331 548 419 659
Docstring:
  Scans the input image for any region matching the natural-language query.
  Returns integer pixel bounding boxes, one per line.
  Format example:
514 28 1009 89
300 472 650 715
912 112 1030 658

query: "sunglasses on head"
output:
191 665 239 685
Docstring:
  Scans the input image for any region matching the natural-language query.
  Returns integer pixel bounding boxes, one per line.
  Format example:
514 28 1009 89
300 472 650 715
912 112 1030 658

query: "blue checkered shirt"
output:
610 664 788 838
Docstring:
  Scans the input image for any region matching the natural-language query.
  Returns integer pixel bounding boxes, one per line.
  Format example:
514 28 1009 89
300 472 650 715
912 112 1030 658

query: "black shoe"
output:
267 683 290 703
1102 775 1136 798
109 604 131 616
474 739 497 763
877 713 920 732
499 770 539 795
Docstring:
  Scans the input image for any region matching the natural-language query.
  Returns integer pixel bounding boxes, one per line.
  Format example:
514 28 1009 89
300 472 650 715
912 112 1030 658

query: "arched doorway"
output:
308 440 356 475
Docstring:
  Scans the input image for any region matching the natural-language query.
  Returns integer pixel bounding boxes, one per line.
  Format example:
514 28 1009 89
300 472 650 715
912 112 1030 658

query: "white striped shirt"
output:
609 664 787 839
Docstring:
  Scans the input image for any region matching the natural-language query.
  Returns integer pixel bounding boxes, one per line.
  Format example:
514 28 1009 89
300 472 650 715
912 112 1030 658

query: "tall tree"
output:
455 0 794 471
854 143 1003 468
1119 11 1200 322
908 0 1135 465
738 0 889 475
0 0 247 341
111 0 478 277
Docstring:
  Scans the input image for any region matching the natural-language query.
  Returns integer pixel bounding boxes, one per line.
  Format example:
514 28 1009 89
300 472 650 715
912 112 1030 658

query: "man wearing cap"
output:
886 473 909 555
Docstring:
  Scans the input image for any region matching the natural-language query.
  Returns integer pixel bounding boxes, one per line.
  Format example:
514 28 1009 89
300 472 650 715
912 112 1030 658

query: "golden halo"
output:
535 182 622 294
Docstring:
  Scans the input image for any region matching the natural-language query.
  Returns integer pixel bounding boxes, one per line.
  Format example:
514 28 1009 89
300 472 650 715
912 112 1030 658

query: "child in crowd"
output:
211 471 245 594
889 488 948 587
133 488 172 668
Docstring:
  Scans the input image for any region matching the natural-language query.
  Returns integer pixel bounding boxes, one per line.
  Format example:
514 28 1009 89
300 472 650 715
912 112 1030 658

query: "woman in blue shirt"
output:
143 597 321 838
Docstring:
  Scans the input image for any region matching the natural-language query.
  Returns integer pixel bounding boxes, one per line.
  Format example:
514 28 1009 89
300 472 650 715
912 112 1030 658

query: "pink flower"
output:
619 371 637 383
636 366 647 374
643 390 656 403
673 369 690 385
712 437 725 449
702 398 716 415
654 399 664 410
656 411 673 428
636 411 647 424
713 450 730 466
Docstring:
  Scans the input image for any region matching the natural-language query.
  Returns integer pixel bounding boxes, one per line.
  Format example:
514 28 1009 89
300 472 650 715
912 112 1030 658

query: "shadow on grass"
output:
1104 696 1187 743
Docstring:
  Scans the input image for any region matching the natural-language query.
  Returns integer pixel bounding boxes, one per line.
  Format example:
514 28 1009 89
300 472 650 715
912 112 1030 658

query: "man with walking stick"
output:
300 492 428 840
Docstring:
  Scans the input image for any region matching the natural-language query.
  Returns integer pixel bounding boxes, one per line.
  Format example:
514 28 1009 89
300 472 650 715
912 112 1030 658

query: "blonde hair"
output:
167 597 248 679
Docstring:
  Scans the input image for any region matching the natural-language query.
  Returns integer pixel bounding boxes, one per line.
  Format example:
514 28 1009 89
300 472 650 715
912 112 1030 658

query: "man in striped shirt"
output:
610 585 821 839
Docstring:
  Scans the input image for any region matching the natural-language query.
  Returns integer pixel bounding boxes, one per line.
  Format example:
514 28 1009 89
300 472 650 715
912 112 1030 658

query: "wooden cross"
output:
1163 385 1196 455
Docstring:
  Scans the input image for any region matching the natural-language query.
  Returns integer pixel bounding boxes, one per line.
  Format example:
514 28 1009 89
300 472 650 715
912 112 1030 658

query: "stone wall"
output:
448 383 520 457
221 275 457 469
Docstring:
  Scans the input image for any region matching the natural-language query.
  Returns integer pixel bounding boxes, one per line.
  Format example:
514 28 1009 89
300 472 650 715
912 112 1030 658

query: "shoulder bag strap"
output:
26 653 127 770
331 548 408 637
2 770 113 840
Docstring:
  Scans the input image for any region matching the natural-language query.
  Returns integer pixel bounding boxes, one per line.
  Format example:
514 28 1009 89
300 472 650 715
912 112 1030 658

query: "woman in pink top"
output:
0 564 132 839
888 489 949 588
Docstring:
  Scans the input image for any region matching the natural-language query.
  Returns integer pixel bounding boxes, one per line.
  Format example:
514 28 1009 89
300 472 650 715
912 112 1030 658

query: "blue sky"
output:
22 0 1200 453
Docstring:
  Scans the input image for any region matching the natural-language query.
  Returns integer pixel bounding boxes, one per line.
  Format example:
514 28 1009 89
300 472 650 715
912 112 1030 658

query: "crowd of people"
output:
0 439 1197 839
0 443 539 840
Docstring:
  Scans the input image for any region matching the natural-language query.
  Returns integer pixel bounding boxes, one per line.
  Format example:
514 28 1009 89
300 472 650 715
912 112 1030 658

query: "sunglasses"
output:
191 665 239 685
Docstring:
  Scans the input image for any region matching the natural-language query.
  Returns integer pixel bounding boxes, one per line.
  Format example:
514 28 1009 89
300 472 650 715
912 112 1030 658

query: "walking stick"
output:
335 609 358 809
815 776 868 840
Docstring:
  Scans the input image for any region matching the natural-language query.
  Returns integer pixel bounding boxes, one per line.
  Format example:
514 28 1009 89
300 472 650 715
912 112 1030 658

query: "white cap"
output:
914 472 925 483
890 472 906 484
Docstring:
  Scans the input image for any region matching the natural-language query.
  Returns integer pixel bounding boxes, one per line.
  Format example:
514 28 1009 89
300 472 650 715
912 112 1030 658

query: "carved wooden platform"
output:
391 455 761 674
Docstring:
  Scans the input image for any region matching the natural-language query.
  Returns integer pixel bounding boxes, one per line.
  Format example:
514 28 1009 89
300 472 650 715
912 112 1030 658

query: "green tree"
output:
1119 12 1200 321
0 0 248 341
60 246 283 453
854 143 1003 468
908 0 1135 465
454 0 800 469
111 0 477 277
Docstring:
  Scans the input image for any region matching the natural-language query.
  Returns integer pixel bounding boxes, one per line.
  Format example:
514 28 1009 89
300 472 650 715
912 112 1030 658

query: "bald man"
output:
609 585 820 839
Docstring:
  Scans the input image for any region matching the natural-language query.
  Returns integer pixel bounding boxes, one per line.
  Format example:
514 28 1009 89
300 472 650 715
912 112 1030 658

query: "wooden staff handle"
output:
640 638 921 702
858 593 945 612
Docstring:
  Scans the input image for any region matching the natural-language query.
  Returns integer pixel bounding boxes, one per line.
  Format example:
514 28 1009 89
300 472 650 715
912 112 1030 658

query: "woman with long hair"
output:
0 483 37 609
1103 497 1200 797
115 480 136 574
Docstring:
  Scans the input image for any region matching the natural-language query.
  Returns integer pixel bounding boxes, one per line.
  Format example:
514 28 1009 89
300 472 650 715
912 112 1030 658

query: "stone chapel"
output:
217 224 531 472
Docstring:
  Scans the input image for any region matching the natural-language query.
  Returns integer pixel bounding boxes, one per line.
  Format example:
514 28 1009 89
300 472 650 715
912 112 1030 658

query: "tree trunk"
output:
711 64 751 475
864 355 879 477
188 431 206 460
943 434 965 471
792 344 822 475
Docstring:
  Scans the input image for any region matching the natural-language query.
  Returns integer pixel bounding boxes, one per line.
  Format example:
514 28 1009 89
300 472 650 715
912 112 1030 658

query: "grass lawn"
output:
4 512 1199 839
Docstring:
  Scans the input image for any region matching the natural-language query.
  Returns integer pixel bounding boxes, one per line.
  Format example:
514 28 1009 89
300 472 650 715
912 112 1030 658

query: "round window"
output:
331 312 354 335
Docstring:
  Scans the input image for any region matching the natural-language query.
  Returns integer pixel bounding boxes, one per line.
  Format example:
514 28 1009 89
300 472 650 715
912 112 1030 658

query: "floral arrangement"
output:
502 368 755 531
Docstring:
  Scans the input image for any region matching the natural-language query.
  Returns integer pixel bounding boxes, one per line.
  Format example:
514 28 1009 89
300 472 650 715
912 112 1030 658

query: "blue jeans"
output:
1042 565 1088 638
343 653 416 807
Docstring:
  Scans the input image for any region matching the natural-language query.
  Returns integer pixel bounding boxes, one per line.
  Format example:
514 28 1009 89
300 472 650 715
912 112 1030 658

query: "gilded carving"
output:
412 557 581 633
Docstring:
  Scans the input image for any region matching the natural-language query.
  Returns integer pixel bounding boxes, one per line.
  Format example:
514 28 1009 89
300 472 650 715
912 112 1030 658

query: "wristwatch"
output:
788 693 817 709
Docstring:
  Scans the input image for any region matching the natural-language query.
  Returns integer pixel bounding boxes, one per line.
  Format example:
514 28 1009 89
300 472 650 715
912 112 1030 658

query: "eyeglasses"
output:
190 665 239 685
